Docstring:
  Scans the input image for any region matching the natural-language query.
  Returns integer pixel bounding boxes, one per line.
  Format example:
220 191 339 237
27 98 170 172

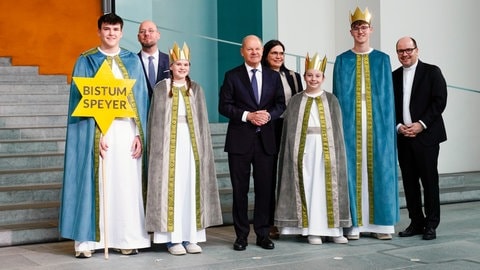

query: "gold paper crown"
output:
305 53 327 73
350 7 372 25
169 42 190 63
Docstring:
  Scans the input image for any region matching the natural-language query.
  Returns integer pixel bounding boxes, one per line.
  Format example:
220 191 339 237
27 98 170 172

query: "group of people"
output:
59 13 222 258
219 6 447 252
59 6 447 259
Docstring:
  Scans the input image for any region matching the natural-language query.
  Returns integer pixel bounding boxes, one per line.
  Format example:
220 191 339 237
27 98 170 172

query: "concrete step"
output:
0 93 69 103
0 59 75 247
213 143 227 158
0 183 61 204
397 172 480 208
0 84 68 93
397 172 480 192
439 186 480 203
0 66 39 75
210 123 227 145
0 219 58 231
0 138 65 154
0 203 59 226
0 167 63 186
0 74 67 84
0 57 11 66
216 172 231 190
0 103 68 115
0 152 64 170
214 157 229 174
0 220 60 247
0 114 67 128
0 126 66 140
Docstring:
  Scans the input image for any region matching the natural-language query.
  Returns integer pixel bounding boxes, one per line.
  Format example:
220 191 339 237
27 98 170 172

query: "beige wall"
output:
277 0 480 174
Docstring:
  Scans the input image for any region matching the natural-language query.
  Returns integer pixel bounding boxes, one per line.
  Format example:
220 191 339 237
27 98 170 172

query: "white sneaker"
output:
343 227 360 240
307 235 323 245
75 250 92 258
185 243 202 254
372 233 392 240
120 249 138 255
330 236 348 244
168 243 186 255
345 234 359 240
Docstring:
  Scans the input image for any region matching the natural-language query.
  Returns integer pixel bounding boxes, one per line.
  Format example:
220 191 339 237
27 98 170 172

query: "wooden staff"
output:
102 157 109 259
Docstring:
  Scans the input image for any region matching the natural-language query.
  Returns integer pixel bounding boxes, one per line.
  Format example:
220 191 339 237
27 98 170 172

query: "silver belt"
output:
307 127 321 134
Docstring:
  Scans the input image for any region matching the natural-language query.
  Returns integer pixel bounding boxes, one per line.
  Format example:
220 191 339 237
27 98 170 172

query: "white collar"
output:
403 60 418 72
98 47 120 57
245 63 262 72
141 50 159 60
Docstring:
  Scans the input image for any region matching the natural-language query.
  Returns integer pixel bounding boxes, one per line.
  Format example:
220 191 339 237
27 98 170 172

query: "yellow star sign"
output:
72 60 137 134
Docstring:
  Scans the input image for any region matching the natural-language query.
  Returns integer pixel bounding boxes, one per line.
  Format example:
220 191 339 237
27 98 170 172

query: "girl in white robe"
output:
145 43 223 255
275 54 351 245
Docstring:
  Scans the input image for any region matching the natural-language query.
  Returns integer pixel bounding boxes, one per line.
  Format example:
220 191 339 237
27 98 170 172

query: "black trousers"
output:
228 134 275 240
398 138 440 229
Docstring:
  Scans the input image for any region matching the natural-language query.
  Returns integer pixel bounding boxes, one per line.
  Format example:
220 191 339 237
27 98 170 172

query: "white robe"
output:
351 50 394 235
153 83 206 244
75 53 150 251
281 93 343 237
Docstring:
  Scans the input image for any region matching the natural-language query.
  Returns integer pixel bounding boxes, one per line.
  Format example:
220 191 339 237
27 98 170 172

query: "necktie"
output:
148 56 156 88
251 69 259 104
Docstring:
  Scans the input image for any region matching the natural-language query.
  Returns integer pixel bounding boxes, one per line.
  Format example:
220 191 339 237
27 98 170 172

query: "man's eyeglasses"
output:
396 47 417 55
138 29 157 35
351 25 370 32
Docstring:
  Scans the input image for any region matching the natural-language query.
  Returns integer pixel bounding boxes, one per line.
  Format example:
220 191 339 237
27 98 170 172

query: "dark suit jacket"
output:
138 50 170 98
392 60 447 146
219 64 286 155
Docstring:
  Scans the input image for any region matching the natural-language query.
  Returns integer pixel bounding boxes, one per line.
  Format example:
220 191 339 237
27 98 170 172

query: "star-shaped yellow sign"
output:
72 60 136 134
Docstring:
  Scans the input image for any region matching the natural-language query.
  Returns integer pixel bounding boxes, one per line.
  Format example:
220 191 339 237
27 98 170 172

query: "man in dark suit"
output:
137 20 170 99
393 36 447 240
219 35 285 251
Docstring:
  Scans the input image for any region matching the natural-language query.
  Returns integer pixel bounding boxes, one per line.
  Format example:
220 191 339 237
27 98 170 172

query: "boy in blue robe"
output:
332 7 399 240
59 13 150 258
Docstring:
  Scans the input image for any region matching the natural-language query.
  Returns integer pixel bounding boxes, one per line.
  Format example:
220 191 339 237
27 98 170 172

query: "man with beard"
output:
137 20 170 98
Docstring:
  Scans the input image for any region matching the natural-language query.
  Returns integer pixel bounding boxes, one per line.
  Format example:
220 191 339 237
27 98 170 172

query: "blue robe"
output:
59 48 149 241
333 49 399 226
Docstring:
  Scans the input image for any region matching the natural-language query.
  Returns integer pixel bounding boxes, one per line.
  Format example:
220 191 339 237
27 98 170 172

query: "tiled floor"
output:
1 201 480 270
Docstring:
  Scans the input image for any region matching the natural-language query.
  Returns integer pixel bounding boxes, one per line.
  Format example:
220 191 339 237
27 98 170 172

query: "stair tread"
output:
0 219 58 231
0 112 67 117
0 102 68 106
0 201 60 211
0 183 62 192
0 167 63 174
0 152 64 158
0 125 66 128
0 137 65 142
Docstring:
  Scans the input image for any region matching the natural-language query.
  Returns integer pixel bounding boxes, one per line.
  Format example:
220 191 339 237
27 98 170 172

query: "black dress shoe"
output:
422 227 436 240
256 237 275 249
233 238 248 251
398 224 424 237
